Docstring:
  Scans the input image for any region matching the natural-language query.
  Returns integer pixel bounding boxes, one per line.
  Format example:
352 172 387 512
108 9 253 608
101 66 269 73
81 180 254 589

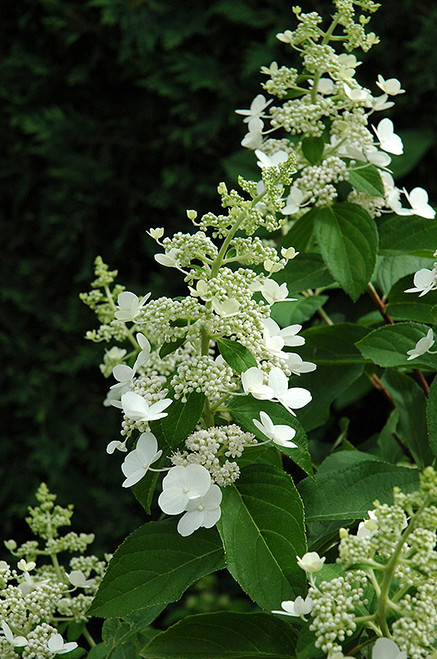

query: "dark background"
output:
1 0 436 556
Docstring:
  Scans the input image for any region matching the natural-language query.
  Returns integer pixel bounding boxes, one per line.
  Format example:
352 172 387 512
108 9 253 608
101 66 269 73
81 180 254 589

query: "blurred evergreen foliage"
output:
1 0 436 555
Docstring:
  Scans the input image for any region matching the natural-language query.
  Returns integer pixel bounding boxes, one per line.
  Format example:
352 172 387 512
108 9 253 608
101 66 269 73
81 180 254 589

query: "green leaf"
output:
159 337 186 358
301 136 325 164
88 520 225 618
102 617 160 659
300 323 370 365
314 203 378 301
426 376 437 459
378 215 437 256
297 364 364 431
382 369 433 468
150 389 205 449
356 322 437 370
270 295 329 325
347 165 384 197
277 253 334 294
299 451 420 521
87 645 107 659
385 276 437 323
228 395 313 477
281 207 315 252
217 464 307 610
217 338 257 373
140 612 298 658
375 254 434 295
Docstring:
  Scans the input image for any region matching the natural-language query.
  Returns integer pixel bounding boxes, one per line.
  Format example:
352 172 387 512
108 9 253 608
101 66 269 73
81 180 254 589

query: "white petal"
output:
112 364 134 383
177 510 203 536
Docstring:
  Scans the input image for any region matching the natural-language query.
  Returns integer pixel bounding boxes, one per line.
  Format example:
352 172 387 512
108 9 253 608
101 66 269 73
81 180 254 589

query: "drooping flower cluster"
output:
273 469 437 658
0 484 108 658
235 0 435 225
82 147 314 536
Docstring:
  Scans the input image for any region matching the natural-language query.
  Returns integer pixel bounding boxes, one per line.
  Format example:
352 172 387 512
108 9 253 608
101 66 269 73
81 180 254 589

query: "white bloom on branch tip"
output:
106 439 127 454
255 149 289 169
287 353 317 375
296 551 325 574
47 633 78 655
67 570 95 588
212 297 240 317
406 329 435 361
405 268 437 297
158 464 212 515
272 595 313 618
241 367 274 400
253 411 297 449
177 484 222 537
372 638 407 659
1 622 28 648
121 432 162 487
392 187 435 219
121 391 172 422
268 367 312 415
154 247 180 268
372 118 403 155
235 94 272 122
376 74 405 96
251 278 295 305
114 291 151 322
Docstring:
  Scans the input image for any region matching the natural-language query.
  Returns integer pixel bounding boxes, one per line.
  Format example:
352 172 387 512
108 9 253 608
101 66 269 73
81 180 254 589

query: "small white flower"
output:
267 367 312 415
106 439 128 454
394 187 435 219
276 30 294 44
406 329 435 361
372 118 403 155
272 595 313 618
211 297 240 317
121 432 162 487
376 74 405 96
343 83 371 103
154 247 180 268
67 570 95 588
147 227 164 240
405 268 437 297
282 186 307 215
114 291 151 322
177 484 223 537
121 391 172 422
287 353 317 375
252 411 297 449
372 638 407 659
235 94 272 122
134 332 152 369
255 149 289 169
315 78 336 95
241 367 274 400
363 146 392 168
296 551 326 574
256 279 295 305
158 464 212 515
1 622 28 648
371 93 394 112
47 633 78 655
17 559 36 572
281 247 299 260
357 509 378 539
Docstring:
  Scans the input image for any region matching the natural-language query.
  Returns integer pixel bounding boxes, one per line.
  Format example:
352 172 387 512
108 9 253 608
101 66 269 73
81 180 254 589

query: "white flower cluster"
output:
236 0 435 225
0 484 107 658
171 424 257 486
274 469 437 657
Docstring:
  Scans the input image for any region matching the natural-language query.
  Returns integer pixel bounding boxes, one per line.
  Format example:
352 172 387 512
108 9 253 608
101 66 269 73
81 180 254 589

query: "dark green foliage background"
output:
1 0 436 554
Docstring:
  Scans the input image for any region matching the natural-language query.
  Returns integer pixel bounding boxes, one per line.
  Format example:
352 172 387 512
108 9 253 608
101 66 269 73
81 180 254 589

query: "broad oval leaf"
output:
356 322 437 370
300 322 370 365
271 295 329 326
281 207 315 252
314 203 378 301
276 252 334 294
301 136 325 164
347 164 384 197
217 338 257 373
299 451 420 522
150 388 205 449
217 464 307 610
88 520 225 618
378 214 437 256
140 612 298 658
